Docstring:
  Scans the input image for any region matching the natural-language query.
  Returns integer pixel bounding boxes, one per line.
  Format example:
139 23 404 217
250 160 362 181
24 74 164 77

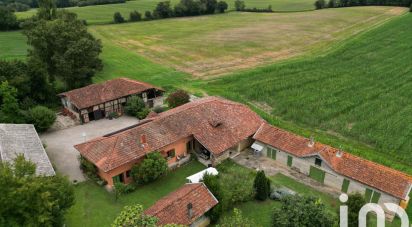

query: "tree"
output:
131 152 168 184
410 3 412 11
129 10 142 21
272 195 336 227
144 10 153 20
0 6 18 31
203 173 223 223
24 11 102 90
234 0 245 11
27 105 56 132
253 170 270 201
36 0 57 20
125 96 150 119
201 0 217 14
314 0 326 9
113 12 125 23
344 193 367 227
0 155 75 226
217 208 256 227
0 81 23 123
166 89 190 108
114 182 127 201
216 1 228 13
112 204 158 227
153 1 173 18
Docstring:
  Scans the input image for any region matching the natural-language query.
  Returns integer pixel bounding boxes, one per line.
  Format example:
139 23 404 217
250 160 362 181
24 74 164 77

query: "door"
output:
309 166 325 184
94 110 103 120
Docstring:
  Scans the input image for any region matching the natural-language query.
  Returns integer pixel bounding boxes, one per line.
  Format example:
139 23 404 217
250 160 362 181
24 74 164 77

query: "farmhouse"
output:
144 183 218 226
74 97 264 186
252 123 412 217
58 78 164 124
0 124 55 176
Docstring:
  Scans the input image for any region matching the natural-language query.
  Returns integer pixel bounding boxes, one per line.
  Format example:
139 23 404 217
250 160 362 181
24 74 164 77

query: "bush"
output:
234 0 245 11
314 0 326 9
131 152 168 184
113 12 125 23
166 89 190 108
253 170 270 201
410 3 412 11
144 10 153 20
216 1 228 13
203 173 223 223
0 6 19 31
79 155 97 175
343 193 367 227
77 0 125 7
153 1 173 18
27 105 56 132
7 2 30 12
202 0 218 14
125 96 149 119
328 0 337 7
217 208 256 226
129 10 142 21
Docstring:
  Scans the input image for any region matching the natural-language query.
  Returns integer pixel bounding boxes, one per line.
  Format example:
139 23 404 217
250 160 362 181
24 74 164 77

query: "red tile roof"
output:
144 183 218 225
59 78 164 109
253 123 412 199
75 97 264 172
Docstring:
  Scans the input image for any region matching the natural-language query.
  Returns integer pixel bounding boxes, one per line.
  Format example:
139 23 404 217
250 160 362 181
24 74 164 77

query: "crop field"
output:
91 7 404 77
15 0 315 25
203 13 412 173
0 31 27 60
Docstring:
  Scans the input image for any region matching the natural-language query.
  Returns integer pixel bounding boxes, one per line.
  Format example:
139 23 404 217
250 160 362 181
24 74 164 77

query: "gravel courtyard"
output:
40 116 139 182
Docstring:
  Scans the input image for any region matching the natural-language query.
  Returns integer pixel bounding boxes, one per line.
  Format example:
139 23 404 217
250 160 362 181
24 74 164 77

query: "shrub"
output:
217 208 256 226
153 1 173 18
253 170 270 200
79 155 97 175
0 6 19 31
112 205 158 227
131 152 168 184
7 2 30 12
129 10 142 21
203 173 223 223
410 3 412 12
234 0 245 11
125 96 149 119
201 0 218 14
314 0 326 9
144 10 153 20
113 12 125 23
328 0 336 7
166 89 190 108
343 193 367 227
153 105 165 113
27 105 56 132
216 1 228 13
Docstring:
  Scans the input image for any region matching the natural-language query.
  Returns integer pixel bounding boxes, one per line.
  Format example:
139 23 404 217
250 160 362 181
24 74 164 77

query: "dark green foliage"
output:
27 105 56 132
144 10 153 20
174 0 204 16
125 96 150 119
0 81 24 123
203 173 223 223
36 0 57 20
166 89 190 108
113 11 125 23
201 0 217 14
24 11 103 90
77 0 125 7
234 0 245 10
129 10 142 21
241 5 273 12
112 205 158 227
216 1 228 13
153 1 174 18
314 0 326 9
272 195 336 226
328 0 337 7
6 2 30 12
0 155 75 226
131 152 168 184
79 155 97 176
218 208 256 227
344 193 367 227
0 6 19 30
410 3 412 11
253 170 270 201
324 0 411 8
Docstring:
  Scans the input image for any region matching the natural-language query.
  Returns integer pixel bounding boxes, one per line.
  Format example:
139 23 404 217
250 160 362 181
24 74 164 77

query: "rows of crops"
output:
204 14 412 169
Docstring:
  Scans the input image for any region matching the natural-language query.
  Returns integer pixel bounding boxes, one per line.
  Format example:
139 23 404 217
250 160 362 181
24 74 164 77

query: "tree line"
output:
112 0 228 23
234 0 273 12
315 0 412 9
0 0 126 12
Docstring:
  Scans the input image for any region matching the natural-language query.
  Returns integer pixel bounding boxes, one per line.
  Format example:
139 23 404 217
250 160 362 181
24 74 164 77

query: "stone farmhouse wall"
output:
254 141 401 219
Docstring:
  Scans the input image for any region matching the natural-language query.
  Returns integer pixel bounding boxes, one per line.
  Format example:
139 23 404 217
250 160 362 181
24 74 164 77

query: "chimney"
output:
308 136 315 147
187 203 193 219
336 149 343 158
140 134 147 144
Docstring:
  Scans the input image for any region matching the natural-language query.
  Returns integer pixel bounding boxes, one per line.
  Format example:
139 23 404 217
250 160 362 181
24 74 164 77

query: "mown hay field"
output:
0 31 27 60
15 0 316 25
203 13 412 173
90 7 405 77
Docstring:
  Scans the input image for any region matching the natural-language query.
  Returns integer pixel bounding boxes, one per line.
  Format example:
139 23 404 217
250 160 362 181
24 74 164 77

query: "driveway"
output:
40 116 140 182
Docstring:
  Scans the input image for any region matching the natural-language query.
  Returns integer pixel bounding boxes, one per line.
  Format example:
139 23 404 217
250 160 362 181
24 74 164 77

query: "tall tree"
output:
345 193 367 227
253 170 270 201
36 0 57 20
24 11 102 90
0 6 19 30
0 81 23 123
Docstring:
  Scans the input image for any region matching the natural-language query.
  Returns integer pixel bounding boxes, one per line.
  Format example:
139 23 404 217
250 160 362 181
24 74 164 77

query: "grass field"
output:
65 160 204 227
91 7 405 77
203 13 412 173
0 31 27 60
15 0 316 25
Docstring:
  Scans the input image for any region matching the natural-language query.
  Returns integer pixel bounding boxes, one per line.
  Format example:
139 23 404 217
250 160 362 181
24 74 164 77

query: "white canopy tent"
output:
186 167 219 183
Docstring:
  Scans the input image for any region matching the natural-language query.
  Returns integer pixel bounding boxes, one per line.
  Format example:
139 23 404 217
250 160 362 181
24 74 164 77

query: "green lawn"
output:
65 160 204 227
16 0 315 25
203 13 412 174
0 31 27 60
91 6 403 77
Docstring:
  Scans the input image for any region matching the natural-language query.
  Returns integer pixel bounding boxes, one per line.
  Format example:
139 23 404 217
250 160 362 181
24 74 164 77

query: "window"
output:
287 156 293 167
365 188 381 203
186 141 192 152
267 147 276 160
341 179 350 193
167 149 176 158
126 170 131 178
315 158 322 166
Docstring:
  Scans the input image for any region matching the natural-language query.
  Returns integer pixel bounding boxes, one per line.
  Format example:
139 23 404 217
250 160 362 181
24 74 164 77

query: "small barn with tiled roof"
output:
59 78 164 123
144 183 218 226
75 96 264 186
253 123 412 218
